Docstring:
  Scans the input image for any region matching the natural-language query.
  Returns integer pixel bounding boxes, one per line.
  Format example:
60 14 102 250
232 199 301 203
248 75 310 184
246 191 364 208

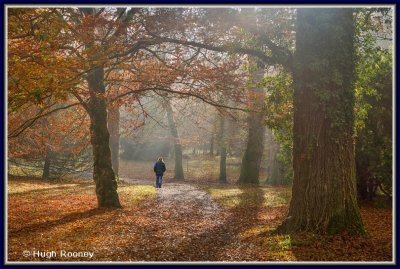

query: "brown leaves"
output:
7 177 392 262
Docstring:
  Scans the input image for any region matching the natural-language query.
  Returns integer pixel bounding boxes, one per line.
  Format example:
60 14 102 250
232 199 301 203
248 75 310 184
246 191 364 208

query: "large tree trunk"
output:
163 99 184 180
87 66 121 208
218 114 227 183
277 9 364 234
108 106 120 176
238 61 266 184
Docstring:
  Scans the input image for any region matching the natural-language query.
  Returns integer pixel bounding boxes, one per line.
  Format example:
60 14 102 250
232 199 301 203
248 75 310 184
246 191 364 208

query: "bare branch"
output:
109 84 248 112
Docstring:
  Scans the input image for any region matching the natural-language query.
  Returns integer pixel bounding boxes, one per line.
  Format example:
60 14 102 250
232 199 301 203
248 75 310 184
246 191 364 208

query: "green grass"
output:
8 163 43 177
118 185 156 206
8 178 94 196
206 186 291 209
119 155 268 183
7 177 156 208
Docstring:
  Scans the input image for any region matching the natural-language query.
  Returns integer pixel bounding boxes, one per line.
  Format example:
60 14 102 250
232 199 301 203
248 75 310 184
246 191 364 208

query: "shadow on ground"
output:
9 208 109 236
123 184 266 261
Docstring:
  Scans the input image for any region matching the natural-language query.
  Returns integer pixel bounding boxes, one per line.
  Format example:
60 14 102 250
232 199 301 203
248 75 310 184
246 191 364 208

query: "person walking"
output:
153 157 166 188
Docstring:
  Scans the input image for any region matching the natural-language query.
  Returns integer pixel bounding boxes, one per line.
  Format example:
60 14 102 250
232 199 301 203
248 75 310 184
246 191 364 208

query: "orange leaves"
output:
8 100 90 161
7 177 393 262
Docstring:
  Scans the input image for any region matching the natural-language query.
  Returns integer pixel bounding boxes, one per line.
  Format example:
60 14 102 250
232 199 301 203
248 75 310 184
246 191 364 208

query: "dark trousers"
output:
156 175 163 188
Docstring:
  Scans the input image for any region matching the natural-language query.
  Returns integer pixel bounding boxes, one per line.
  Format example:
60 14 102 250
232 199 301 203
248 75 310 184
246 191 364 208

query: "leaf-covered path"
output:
121 178 246 261
119 178 292 261
126 178 222 218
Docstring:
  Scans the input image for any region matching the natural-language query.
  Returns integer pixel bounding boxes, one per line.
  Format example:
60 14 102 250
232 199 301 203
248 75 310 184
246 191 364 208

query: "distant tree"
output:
238 60 266 184
264 128 285 186
218 112 227 183
162 97 185 180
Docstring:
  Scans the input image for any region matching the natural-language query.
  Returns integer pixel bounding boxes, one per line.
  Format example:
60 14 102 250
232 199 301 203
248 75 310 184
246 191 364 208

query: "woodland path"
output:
123 178 221 218
119 177 264 261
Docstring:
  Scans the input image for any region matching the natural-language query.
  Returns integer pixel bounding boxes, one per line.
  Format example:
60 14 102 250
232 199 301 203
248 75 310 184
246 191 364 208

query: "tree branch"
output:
154 36 293 70
109 84 248 112
8 103 81 139
109 38 164 60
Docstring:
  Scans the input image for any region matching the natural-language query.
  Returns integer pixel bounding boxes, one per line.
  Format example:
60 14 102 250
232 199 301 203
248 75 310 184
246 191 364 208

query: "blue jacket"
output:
153 161 166 176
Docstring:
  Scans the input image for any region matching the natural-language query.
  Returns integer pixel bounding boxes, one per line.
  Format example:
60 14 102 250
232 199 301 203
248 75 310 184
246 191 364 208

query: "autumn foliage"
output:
7 6 393 263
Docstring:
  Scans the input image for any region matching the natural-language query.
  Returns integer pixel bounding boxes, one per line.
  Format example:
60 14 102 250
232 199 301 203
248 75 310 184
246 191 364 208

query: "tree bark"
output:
87 66 121 208
277 9 364 234
238 61 266 184
42 150 53 179
163 99 184 180
80 8 121 208
218 114 227 183
108 106 120 176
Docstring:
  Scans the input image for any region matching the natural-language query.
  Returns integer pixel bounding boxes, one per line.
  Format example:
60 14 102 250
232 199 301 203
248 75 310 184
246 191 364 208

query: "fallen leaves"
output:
7 177 393 262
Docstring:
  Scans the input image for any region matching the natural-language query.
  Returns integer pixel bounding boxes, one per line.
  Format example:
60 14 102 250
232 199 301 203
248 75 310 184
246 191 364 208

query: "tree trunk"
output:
238 61 266 184
267 153 285 186
218 114 227 183
173 144 184 180
163 99 184 180
108 106 120 176
202 143 208 155
355 158 369 200
87 66 121 208
209 129 215 156
169 142 175 159
265 128 285 185
219 147 227 183
277 9 364 234
42 150 53 179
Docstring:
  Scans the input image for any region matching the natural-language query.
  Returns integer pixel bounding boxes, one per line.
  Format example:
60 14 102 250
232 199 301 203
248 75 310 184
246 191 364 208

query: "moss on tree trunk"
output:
277 8 364 234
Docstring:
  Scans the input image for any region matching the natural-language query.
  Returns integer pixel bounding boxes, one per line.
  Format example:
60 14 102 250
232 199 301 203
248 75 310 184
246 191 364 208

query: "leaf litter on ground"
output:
7 176 392 262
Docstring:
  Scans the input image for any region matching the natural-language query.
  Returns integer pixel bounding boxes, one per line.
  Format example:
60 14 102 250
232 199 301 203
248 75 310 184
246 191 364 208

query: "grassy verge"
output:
206 185 291 209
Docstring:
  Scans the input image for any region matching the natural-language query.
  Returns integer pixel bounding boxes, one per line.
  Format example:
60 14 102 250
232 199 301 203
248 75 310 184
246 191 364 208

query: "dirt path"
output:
117 178 276 261
122 177 222 222
120 177 238 261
